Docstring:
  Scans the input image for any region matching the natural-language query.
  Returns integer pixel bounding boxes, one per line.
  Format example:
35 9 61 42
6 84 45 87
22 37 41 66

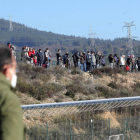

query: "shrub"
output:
100 67 114 76
91 67 126 78
108 82 118 89
107 82 123 90
119 88 130 97
17 78 63 100
55 98 63 102
91 68 103 78
71 68 84 75
65 91 75 99
96 85 113 98
47 66 67 79
132 82 140 90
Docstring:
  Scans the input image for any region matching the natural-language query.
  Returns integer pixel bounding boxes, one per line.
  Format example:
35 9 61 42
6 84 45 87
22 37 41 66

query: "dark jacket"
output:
63 54 68 64
127 58 130 65
0 73 24 140
137 59 140 66
37 52 43 62
56 52 61 60
95 54 100 64
109 56 113 63
72 53 79 62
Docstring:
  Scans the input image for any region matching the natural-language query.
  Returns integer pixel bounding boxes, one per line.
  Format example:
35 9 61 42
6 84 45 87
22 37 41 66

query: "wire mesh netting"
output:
25 117 140 140
22 97 140 140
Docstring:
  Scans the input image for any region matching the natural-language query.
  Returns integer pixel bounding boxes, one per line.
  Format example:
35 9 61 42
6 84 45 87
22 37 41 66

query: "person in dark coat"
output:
72 52 78 68
66 54 71 70
37 49 43 66
95 52 100 68
56 49 62 65
63 52 68 66
108 54 114 69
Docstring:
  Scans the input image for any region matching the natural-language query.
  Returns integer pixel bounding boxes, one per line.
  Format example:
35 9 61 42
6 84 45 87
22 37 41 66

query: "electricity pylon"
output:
122 21 138 55
89 26 96 47
9 15 13 31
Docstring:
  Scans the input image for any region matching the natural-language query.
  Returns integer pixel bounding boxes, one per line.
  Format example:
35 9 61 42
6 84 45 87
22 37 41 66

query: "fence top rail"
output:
21 96 140 110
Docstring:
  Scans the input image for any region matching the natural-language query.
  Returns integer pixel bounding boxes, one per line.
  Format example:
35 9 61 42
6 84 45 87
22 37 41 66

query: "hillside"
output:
1 18 140 58
17 64 140 105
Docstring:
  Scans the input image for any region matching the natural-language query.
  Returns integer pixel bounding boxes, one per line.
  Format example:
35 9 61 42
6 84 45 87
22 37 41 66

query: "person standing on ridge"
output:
37 49 43 66
56 49 62 65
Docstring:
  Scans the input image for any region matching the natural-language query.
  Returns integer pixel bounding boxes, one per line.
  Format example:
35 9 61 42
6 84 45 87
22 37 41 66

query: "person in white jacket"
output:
120 55 126 67
91 51 96 71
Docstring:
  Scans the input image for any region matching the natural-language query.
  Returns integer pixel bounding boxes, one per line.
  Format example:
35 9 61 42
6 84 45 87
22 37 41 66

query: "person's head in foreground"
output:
0 44 17 88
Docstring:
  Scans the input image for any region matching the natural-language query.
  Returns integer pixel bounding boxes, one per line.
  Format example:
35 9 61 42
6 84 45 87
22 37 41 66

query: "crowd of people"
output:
20 45 140 72
21 46 105 71
56 50 105 71
21 46 51 68
108 54 140 72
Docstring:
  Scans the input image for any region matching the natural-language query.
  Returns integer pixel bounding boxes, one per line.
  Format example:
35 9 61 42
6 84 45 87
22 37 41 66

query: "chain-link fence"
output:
25 116 140 140
22 97 140 140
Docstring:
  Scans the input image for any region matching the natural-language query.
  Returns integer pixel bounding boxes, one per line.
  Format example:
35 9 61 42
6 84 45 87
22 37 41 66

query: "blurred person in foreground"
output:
0 44 24 140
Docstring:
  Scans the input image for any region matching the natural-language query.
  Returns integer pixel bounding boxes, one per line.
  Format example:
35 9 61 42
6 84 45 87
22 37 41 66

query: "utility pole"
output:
9 15 13 31
122 21 138 55
89 26 96 47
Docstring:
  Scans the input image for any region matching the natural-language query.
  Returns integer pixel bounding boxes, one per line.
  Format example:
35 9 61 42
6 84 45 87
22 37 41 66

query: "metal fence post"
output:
47 122 49 140
109 118 111 136
70 120 72 140
91 119 93 140
125 118 128 140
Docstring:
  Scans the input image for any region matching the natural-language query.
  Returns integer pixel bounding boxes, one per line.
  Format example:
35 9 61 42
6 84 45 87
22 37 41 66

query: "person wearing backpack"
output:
86 51 91 72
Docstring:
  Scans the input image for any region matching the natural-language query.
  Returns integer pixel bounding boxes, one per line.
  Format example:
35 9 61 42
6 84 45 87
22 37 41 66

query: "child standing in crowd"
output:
33 56 37 66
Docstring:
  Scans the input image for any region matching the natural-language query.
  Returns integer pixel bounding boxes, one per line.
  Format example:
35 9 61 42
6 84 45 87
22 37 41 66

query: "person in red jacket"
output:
28 48 34 57
33 56 37 66
32 48 36 55
125 64 130 72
